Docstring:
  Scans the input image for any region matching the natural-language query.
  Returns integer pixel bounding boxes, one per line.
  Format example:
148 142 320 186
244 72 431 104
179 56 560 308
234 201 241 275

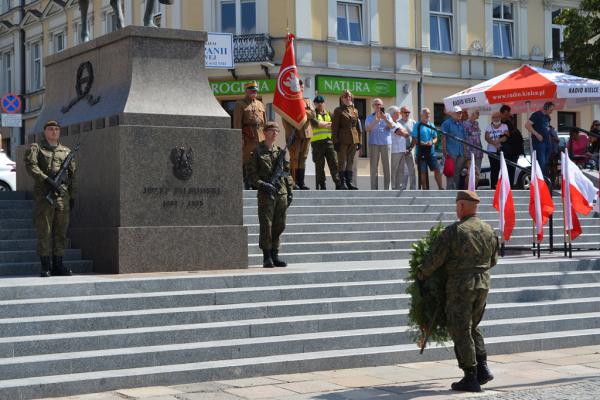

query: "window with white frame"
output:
1 0 11 14
74 20 93 45
429 0 453 52
552 8 565 60
219 0 256 35
30 41 42 90
1 51 12 93
106 10 119 33
337 1 362 42
52 31 65 53
492 0 514 58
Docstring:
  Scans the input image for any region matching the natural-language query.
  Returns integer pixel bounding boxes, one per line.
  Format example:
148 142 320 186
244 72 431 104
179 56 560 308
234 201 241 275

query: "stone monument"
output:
17 26 248 273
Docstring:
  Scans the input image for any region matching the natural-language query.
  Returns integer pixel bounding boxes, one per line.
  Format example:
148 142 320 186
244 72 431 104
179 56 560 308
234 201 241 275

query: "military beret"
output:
43 120 60 130
263 121 280 131
314 95 325 103
244 81 259 91
456 190 480 203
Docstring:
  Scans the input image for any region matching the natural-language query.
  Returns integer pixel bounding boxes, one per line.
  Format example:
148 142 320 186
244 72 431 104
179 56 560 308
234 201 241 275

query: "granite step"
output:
0 192 29 200
2 295 598 358
3 281 600 338
0 230 36 240
2 328 599 400
0 260 93 277
2 311 600 381
0 219 35 229
0 249 81 264
0 201 33 210
245 217 600 234
0 209 32 219
0 240 38 252
242 190 533 198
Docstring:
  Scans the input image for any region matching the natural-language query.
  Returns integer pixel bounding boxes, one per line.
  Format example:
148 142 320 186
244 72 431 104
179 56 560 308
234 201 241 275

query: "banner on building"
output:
316 75 396 97
210 79 276 96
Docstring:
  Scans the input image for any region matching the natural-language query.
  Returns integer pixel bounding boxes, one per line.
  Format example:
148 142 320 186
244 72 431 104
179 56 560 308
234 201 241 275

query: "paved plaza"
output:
39 345 600 400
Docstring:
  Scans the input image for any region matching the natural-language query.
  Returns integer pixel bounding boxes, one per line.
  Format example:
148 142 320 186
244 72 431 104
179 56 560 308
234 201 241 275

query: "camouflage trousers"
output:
311 140 340 187
257 193 288 250
446 287 488 370
33 195 70 257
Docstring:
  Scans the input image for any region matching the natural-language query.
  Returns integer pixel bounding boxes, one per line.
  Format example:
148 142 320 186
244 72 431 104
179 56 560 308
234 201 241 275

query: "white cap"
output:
452 105 463 113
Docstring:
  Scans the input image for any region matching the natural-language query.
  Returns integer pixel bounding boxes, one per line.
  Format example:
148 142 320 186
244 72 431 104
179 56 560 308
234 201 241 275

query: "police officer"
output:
24 121 77 277
310 95 342 190
247 122 294 268
233 81 266 189
418 190 499 392
282 79 315 190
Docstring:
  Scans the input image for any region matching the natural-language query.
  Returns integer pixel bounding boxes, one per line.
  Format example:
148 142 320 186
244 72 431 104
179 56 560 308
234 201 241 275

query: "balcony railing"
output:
543 58 570 74
233 34 274 64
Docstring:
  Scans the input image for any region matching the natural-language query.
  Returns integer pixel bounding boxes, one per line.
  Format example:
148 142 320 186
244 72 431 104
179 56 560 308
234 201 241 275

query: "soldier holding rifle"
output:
24 121 77 277
247 122 294 268
417 190 499 392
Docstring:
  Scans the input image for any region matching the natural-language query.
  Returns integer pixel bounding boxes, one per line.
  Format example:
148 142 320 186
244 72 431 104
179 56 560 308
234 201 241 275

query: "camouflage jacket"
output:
24 139 77 199
247 142 294 196
420 215 499 291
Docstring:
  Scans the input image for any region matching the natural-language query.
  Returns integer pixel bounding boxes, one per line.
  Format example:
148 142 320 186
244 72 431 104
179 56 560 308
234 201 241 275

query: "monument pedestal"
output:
17 27 248 273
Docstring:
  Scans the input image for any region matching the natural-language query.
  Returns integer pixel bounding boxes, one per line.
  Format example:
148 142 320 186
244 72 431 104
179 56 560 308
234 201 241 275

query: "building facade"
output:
0 0 596 172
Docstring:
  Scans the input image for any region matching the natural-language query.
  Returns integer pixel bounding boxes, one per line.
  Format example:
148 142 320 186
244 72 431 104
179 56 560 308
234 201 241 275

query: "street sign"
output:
1 113 22 128
0 93 22 114
205 32 234 69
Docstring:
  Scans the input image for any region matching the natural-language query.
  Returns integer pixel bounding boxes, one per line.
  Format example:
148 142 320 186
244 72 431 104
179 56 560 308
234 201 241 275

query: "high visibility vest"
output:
311 112 332 142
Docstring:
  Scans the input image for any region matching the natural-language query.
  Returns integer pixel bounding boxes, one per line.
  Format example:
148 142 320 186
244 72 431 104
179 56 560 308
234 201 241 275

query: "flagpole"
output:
499 152 505 257
531 151 537 257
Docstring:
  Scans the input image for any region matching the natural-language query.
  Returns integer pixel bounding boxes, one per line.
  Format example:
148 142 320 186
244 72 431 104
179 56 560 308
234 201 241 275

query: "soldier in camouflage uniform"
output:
233 81 266 189
418 190 499 392
247 122 294 268
24 121 77 277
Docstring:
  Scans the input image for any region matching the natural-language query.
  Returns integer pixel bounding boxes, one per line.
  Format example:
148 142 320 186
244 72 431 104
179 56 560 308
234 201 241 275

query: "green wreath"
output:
405 223 450 351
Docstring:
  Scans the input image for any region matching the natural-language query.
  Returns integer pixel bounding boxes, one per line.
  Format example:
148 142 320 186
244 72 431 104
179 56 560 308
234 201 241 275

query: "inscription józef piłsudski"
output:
142 186 222 209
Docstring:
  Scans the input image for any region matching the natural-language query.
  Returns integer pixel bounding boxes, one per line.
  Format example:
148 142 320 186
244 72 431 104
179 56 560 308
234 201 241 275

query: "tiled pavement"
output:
40 345 600 400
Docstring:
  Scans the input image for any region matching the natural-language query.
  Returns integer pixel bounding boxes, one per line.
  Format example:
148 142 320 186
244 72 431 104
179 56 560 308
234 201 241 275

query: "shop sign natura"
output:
316 75 396 97
210 79 276 96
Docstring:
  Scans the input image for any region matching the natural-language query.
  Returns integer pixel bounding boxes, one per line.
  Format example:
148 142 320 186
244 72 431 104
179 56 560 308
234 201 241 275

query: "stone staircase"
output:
244 190 600 265
0 192 92 276
0 189 598 399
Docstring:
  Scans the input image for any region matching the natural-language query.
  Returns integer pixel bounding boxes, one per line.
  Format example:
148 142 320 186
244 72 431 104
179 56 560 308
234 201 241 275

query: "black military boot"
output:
40 257 51 278
271 249 287 267
262 249 274 268
476 355 494 385
451 368 481 392
345 171 359 190
296 169 310 190
338 172 348 190
51 256 72 276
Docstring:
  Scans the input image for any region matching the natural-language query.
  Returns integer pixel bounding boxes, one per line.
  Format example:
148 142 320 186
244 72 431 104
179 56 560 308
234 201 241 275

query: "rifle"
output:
264 133 296 200
45 143 80 205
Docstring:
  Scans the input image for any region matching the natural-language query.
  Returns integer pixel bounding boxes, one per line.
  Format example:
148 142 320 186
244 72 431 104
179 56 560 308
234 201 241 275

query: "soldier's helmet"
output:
244 81 259 91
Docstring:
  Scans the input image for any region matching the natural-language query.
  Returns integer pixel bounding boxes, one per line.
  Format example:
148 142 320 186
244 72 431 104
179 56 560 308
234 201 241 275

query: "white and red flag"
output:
273 33 307 129
493 152 515 241
561 152 597 240
468 152 476 192
529 151 555 242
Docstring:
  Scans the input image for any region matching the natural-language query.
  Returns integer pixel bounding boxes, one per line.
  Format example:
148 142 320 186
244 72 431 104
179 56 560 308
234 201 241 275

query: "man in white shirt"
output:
390 106 416 190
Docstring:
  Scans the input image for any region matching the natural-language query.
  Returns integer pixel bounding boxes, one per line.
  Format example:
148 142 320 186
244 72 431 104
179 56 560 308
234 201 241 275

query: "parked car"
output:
0 150 16 191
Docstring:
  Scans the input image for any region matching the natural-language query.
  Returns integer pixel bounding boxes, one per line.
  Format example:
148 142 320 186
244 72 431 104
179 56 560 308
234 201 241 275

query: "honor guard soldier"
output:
247 122 294 268
311 95 342 190
234 80 266 189
418 190 499 392
24 121 77 277
332 90 361 190
282 79 315 190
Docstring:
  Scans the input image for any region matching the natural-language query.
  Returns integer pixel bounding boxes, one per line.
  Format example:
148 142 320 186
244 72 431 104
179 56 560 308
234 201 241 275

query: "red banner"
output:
273 34 307 130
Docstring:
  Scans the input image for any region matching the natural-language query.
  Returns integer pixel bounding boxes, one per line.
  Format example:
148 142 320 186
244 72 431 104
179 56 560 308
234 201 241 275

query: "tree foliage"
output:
557 0 600 80
405 223 450 350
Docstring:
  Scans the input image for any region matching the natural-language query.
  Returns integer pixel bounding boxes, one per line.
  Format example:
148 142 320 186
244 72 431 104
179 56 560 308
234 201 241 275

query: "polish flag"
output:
493 152 515 241
273 33 307 129
529 151 555 242
561 152 597 240
468 152 476 192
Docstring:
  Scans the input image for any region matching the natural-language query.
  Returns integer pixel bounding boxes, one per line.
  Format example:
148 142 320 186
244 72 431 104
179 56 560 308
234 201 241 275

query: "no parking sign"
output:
0 93 22 114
